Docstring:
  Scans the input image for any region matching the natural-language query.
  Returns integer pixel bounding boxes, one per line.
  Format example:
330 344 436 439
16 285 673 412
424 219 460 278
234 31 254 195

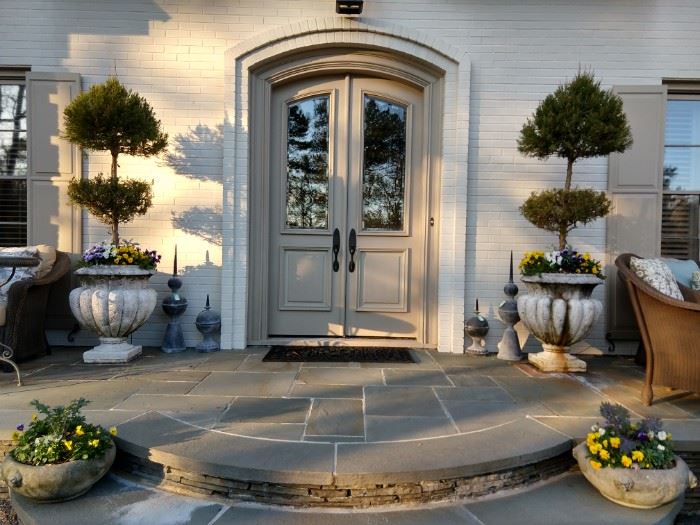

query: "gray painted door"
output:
268 75 426 338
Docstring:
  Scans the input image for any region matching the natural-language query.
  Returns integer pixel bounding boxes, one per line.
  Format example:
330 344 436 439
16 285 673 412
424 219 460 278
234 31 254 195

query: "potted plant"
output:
0 399 118 502
573 402 697 509
516 71 633 372
63 77 168 363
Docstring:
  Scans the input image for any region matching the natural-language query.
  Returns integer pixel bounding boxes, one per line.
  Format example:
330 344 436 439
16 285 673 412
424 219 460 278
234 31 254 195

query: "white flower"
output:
648 430 655 439
657 431 667 441
598 428 606 436
657 444 666 451
590 424 599 432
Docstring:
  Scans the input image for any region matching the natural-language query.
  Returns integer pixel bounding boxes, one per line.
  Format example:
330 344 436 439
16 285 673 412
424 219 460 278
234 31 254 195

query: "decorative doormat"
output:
263 346 416 363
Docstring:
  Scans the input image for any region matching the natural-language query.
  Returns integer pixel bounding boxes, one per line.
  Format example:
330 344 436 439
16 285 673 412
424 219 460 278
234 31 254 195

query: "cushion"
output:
0 247 40 304
692 271 700 291
29 244 56 279
662 258 700 288
630 257 684 300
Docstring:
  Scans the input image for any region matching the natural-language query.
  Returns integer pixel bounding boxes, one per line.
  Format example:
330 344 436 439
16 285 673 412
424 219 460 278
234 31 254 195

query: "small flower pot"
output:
573 442 697 509
0 442 116 502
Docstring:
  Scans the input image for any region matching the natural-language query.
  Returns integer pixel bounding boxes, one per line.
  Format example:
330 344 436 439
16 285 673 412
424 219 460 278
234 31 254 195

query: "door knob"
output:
348 229 357 273
332 228 340 272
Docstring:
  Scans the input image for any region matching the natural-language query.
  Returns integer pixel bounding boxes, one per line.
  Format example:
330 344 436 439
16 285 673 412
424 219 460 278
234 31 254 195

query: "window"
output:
0 73 27 247
661 94 700 259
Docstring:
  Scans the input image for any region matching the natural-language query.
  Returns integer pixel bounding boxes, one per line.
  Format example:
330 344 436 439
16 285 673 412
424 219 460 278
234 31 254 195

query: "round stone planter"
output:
69 265 157 364
1 443 116 503
573 442 697 509
517 273 603 372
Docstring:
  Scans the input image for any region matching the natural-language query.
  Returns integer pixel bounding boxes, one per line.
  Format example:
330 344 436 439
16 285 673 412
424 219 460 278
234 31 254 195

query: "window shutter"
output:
607 85 667 340
26 72 81 254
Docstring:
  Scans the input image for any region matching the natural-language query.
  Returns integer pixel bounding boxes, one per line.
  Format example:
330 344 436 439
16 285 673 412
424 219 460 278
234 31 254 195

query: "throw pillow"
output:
630 257 684 301
692 271 700 291
0 247 40 304
662 258 700 288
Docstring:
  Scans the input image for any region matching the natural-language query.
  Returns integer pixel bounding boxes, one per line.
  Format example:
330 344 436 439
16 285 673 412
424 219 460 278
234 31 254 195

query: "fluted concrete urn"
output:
517 273 603 373
69 265 157 363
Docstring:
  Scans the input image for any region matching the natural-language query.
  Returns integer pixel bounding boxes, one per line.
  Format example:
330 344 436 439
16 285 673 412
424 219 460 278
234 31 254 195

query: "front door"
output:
268 75 426 339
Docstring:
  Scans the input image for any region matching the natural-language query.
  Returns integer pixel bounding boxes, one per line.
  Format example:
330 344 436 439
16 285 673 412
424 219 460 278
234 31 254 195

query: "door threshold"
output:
252 338 435 349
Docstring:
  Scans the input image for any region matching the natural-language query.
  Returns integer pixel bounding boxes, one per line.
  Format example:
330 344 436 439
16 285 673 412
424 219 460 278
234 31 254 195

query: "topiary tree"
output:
63 77 168 245
518 71 632 250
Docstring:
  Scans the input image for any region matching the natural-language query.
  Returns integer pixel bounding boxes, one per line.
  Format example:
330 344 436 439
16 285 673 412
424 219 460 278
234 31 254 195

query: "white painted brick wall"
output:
3 0 700 351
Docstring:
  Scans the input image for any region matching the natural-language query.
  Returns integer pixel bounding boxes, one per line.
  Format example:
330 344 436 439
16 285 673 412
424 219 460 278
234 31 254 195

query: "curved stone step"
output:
113 410 576 506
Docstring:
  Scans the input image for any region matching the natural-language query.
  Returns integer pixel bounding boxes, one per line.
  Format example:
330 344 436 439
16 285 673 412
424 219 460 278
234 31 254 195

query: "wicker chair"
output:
615 253 700 405
0 250 71 363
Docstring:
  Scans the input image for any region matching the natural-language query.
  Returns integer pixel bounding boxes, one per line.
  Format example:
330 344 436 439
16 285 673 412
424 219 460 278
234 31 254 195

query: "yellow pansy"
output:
599 449 610 461
602 439 608 448
588 443 601 455
621 455 632 468
590 460 602 470
610 437 620 449
75 425 84 436
109 426 118 436
90 439 100 447
31 414 38 422
632 450 644 462
63 440 73 451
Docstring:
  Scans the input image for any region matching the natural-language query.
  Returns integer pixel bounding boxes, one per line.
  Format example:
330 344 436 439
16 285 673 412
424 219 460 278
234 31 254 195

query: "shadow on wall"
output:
162 124 224 247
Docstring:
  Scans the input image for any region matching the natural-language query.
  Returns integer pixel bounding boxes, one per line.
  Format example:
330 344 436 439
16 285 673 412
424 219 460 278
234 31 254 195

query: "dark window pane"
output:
285 96 330 230
661 194 699 259
0 178 27 247
0 130 28 177
362 96 407 231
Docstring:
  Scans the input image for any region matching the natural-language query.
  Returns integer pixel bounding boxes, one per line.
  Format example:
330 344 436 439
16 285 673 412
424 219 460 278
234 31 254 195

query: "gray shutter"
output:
26 72 81 254
606 85 667 340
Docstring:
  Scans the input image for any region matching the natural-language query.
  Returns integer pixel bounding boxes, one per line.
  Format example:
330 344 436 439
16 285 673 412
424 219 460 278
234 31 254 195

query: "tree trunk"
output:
565 159 573 191
111 153 119 245
558 227 567 251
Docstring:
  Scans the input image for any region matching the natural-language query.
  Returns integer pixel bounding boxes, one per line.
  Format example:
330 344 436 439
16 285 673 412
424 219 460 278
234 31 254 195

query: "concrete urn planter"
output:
69 265 157 363
573 442 697 509
1 443 116 502
517 273 603 372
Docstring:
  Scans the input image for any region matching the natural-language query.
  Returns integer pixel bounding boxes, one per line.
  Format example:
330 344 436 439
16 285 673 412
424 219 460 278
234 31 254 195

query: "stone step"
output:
12 472 684 525
112 411 576 507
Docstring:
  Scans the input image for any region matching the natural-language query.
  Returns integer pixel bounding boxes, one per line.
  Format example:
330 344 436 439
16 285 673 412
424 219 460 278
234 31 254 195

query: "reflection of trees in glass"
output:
286 97 329 229
0 84 27 177
663 165 678 190
362 96 406 230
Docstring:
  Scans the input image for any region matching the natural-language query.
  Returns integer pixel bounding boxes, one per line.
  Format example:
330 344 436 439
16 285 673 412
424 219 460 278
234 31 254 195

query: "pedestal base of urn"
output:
528 345 586 373
83 339 142 364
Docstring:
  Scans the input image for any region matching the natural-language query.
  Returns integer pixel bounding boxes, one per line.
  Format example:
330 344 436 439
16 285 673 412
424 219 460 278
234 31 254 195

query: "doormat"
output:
263 346 416 363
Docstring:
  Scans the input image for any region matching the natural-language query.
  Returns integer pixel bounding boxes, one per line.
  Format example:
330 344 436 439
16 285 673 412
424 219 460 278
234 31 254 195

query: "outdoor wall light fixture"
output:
336 0 363 15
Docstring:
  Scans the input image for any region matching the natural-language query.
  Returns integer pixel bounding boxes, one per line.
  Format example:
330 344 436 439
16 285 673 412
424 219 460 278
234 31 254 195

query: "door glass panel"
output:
285 95 330 230
362 95 407 231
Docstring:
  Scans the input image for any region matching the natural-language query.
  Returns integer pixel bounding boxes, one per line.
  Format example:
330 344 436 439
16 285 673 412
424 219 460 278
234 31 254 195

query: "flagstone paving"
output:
0 347 698 521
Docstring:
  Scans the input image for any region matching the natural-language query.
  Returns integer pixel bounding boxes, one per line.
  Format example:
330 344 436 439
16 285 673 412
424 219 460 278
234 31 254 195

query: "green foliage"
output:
62 77 167 243
11 399 115 466
67 174 152 232
63 77 168 159
518 72 632 250
520 188 612 250
518 71 632 171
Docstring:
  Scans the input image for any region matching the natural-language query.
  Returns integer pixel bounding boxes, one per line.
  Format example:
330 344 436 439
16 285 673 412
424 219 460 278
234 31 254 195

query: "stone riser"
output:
113 450 575 508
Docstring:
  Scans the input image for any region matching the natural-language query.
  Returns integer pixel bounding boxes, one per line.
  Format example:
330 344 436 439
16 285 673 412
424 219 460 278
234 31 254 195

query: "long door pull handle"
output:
332 228 340 272
348 229 357 273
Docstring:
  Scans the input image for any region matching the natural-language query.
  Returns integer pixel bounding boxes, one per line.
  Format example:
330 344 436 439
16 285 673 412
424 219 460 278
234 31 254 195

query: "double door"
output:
268 75 427 338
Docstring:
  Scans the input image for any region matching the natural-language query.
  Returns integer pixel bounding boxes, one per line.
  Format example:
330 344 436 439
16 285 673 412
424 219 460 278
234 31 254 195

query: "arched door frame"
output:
221 18 470 352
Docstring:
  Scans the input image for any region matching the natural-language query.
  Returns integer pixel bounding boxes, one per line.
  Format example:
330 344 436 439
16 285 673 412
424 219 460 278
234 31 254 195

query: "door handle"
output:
348 229 357 273
332 228 340 272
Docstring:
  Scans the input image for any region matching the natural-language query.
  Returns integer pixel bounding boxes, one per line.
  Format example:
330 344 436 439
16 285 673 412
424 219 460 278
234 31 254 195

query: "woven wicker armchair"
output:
0 251 71 362
615 253 700 405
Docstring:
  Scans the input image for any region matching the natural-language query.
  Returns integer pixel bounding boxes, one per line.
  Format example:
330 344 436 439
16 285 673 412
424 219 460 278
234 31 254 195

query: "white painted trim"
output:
221 16 470 352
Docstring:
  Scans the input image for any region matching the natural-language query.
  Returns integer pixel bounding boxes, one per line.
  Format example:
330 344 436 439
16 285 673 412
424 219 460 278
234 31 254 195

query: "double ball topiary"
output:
63 77 168 245
518 72 632 250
